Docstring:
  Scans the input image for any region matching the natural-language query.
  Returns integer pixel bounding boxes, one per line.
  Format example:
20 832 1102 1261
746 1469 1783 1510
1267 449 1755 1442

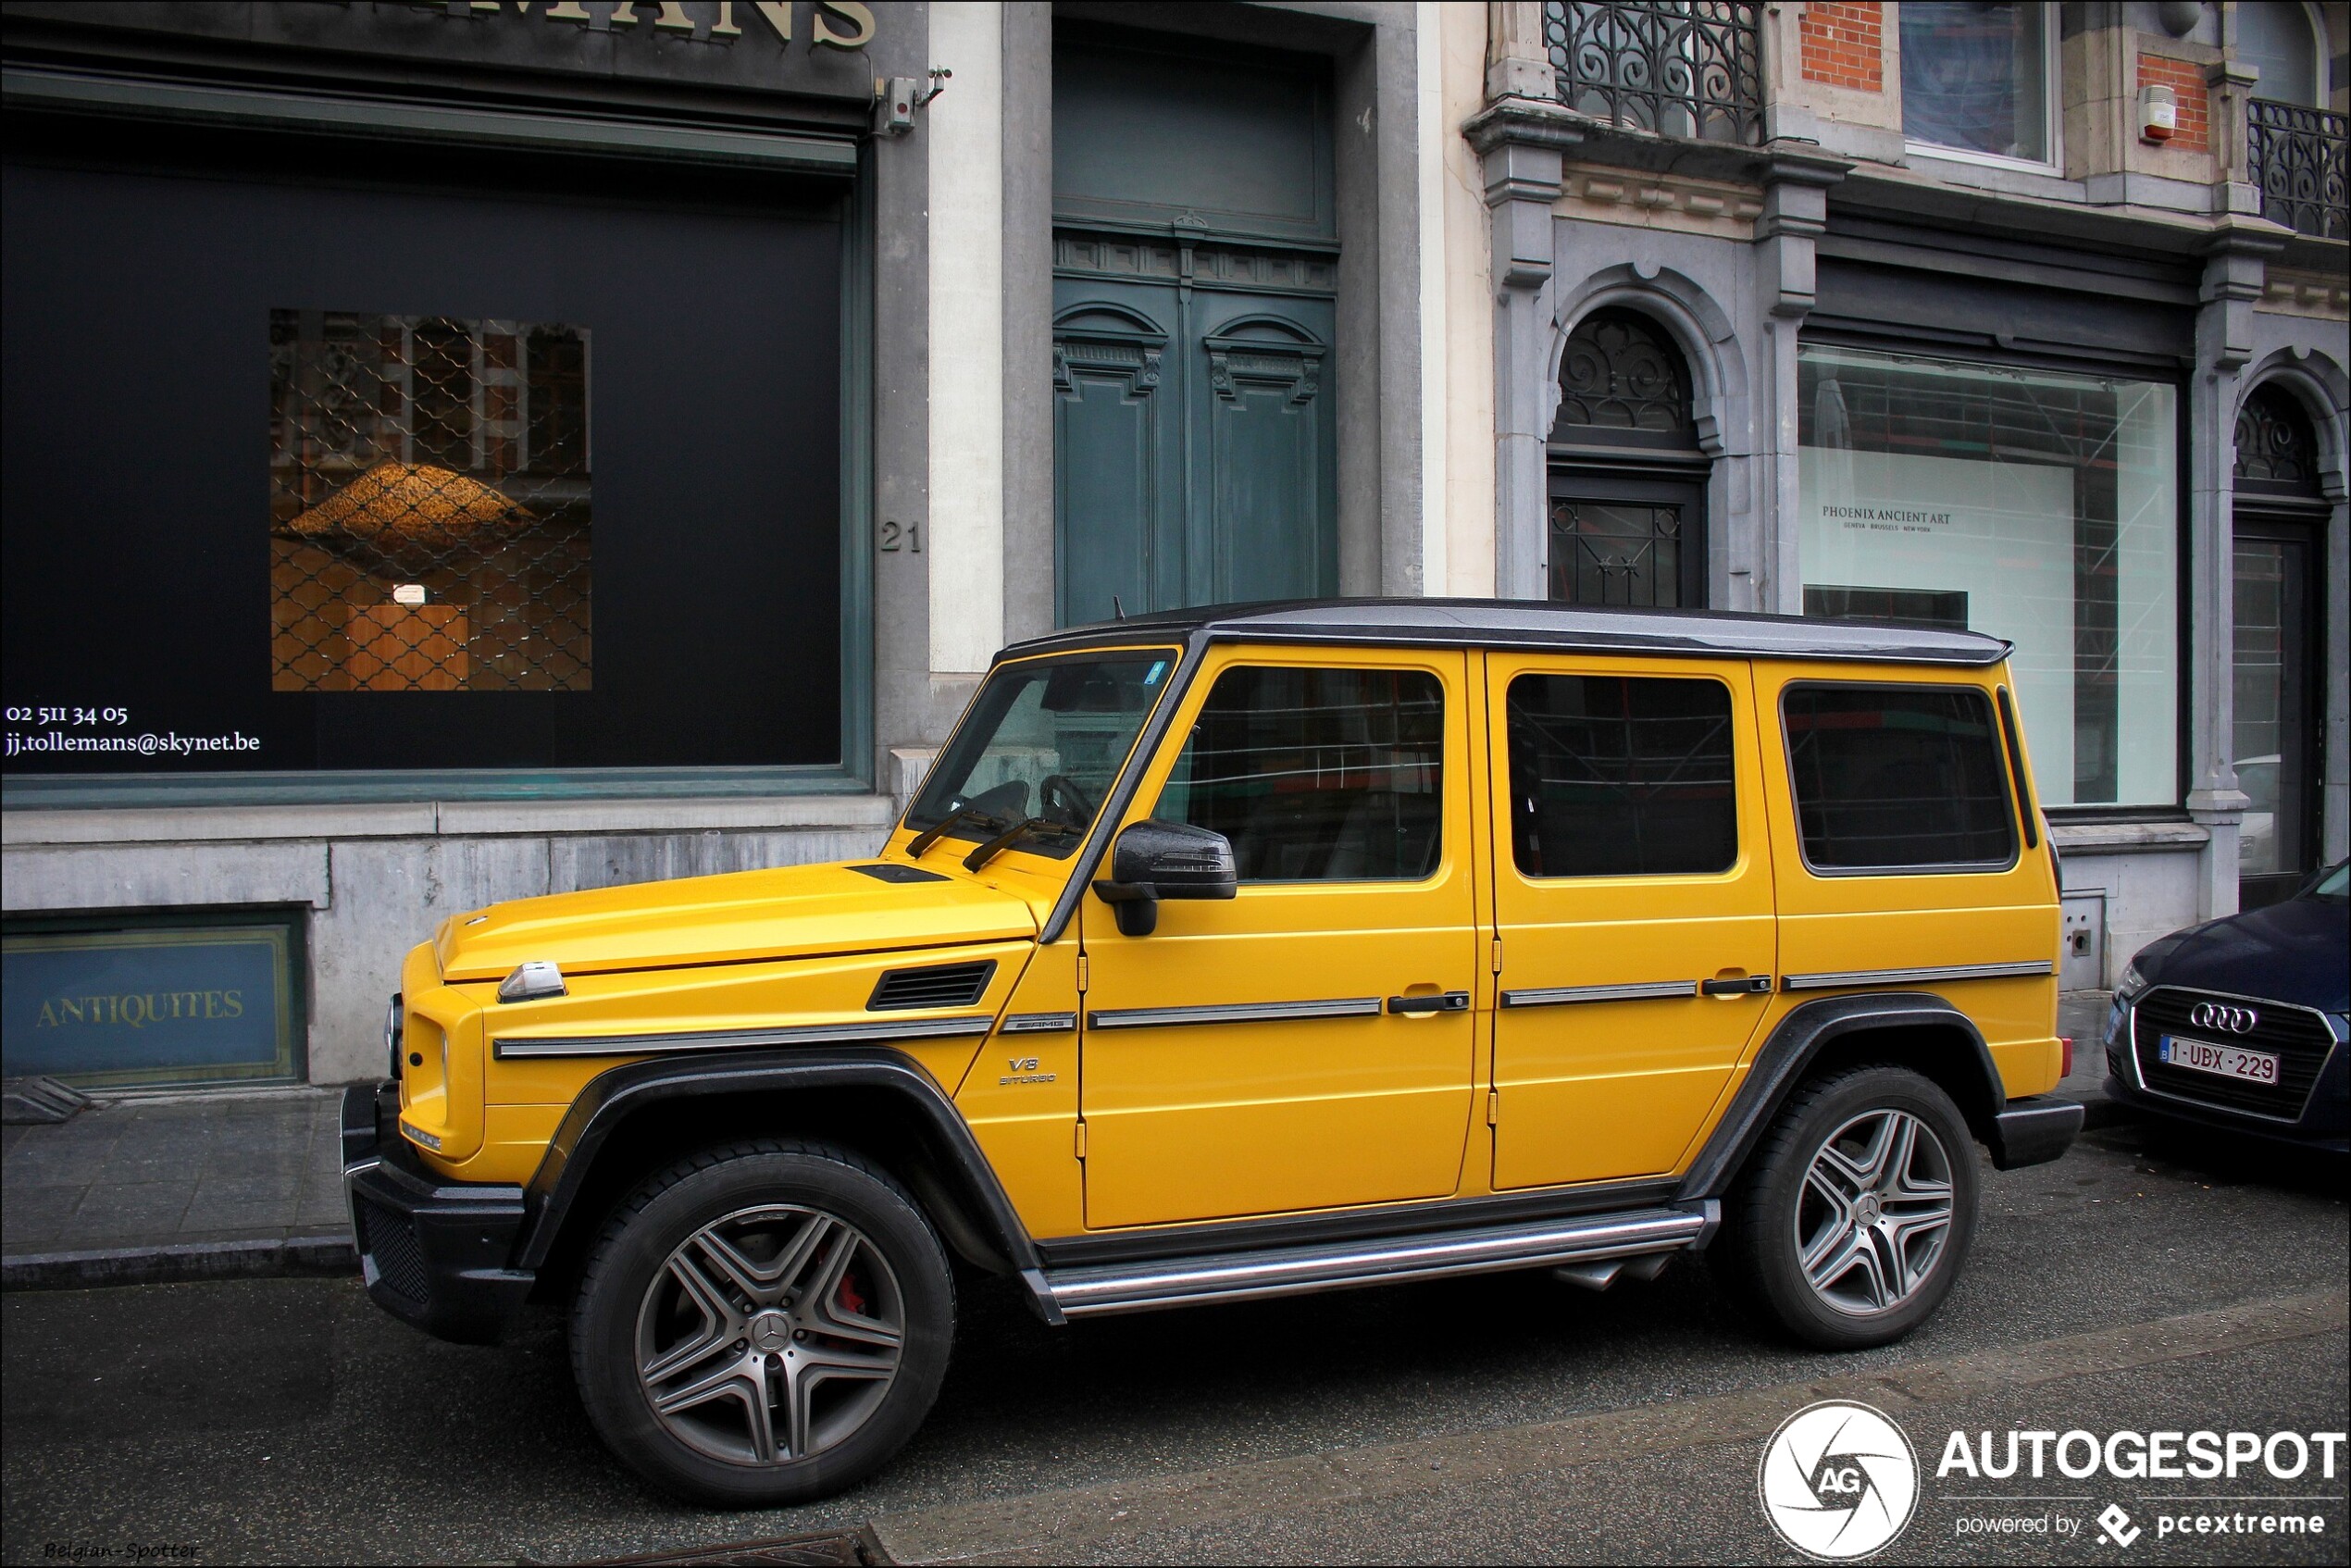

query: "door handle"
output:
1387 990 1471 1014
1701 976 1774 997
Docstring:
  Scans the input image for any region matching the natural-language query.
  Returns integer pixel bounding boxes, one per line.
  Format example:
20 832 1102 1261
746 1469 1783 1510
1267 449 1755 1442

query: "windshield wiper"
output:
962 816 1071 872
907 804 998 860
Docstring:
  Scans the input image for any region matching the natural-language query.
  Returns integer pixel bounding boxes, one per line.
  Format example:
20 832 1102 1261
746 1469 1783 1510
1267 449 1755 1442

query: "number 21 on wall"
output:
878 520 922 554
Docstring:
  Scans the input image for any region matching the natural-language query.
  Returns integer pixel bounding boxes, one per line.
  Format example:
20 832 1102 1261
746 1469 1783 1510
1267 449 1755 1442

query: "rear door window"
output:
1782 684 2017 871
1505 674 1737 877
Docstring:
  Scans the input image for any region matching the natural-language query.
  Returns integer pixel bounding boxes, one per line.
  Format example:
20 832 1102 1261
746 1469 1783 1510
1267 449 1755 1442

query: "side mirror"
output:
1091 819 1238 936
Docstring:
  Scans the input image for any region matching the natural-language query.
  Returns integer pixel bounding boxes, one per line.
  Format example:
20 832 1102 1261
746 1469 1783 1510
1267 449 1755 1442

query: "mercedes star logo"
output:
2189 1001 2259 1035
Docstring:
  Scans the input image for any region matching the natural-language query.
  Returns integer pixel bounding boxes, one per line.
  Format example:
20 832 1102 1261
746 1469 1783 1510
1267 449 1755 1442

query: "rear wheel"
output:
1721 1066 1978 1349
571 1140 954 1506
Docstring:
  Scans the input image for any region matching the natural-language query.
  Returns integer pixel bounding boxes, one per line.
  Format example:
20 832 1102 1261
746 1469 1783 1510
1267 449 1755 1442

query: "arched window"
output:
2237 1 2324 108
1554 307 1696 446
1547 307 1708 608
2233 381 2323 496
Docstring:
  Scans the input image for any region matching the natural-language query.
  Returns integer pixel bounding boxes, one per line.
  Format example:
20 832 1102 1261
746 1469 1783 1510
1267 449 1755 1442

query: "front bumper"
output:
2102 996 2350 1153
342 1081 534 1344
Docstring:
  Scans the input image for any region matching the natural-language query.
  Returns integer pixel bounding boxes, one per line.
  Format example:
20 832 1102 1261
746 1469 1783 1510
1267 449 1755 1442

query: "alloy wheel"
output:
635 1203 904 1466
1792 1108 1956 1316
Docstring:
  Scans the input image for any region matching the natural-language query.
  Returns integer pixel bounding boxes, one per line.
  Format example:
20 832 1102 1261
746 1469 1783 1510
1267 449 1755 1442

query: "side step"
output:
1040 1202 1717 1319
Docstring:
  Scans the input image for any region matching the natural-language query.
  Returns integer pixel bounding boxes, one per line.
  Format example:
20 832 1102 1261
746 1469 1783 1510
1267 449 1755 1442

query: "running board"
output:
1040 1202 1717 1319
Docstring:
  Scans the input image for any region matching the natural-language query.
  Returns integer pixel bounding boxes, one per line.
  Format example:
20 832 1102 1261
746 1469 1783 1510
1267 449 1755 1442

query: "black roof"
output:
999 599 2010 666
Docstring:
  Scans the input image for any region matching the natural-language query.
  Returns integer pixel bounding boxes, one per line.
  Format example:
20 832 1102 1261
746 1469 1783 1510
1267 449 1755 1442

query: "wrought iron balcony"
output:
2246 97 2348 241
1544 1 1764 146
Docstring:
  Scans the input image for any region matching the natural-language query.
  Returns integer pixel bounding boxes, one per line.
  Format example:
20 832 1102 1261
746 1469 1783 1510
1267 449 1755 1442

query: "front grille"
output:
867 960 996 1012
2131 987 2337 1122
356 1194 429 1305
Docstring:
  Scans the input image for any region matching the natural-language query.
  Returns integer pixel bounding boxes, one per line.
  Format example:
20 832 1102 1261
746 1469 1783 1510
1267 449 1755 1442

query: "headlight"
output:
2115 961 2150 1002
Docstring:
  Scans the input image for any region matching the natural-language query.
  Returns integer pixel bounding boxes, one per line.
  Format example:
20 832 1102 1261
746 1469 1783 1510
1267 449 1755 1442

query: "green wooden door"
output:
1051 27 1337 628
1053 272 1335 625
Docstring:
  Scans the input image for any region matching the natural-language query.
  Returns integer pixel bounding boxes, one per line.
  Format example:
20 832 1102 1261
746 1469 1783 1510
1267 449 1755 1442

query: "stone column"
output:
2183 220 2285 918
1752 149 1847 615
1470 106 1577 601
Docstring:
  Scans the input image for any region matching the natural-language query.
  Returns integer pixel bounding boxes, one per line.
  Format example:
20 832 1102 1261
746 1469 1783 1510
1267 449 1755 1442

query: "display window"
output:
3 148 848 785
1797 344 2180 809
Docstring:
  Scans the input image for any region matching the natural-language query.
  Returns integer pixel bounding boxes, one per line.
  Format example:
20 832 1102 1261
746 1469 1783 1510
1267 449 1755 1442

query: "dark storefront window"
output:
4 153 845 781
1797 344 2180 809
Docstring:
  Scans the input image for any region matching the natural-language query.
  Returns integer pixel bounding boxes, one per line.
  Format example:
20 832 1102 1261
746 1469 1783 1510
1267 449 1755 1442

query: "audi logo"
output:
2189 1002 2259 1035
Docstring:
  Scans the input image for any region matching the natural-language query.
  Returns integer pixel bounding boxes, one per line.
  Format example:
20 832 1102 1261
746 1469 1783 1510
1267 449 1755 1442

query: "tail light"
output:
2059 1035 2074 1080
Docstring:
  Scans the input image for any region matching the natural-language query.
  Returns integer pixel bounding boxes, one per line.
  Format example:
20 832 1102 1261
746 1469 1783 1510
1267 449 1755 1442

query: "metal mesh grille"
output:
269 310 592 691
356 1194 429 1306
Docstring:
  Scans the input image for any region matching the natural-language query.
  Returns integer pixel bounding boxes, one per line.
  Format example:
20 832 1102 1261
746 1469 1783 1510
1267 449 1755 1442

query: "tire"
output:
1720 1065 1978 1350
570 1139 955 1507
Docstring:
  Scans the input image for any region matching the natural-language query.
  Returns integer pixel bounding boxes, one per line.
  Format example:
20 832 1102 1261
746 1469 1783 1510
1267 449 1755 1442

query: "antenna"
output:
1113 594 1126 620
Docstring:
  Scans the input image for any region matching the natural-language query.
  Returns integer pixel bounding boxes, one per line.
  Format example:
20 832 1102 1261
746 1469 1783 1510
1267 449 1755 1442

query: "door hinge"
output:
1489 938 1504 975
1076 953 1090 993
1486 1089 1499 1126
1074 1119 1088 1159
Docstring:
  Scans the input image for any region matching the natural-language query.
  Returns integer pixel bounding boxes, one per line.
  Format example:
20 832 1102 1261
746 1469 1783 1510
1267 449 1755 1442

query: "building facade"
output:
1470 0 2347 985
1 1 2342 1091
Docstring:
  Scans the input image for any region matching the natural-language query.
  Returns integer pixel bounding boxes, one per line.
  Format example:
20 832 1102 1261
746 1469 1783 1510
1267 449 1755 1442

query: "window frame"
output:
1151 658 1452 888
1777 678 2024 878
1898 1 2062 177
2 114 877 811
1502 668 1743 881
1792 334 2193 815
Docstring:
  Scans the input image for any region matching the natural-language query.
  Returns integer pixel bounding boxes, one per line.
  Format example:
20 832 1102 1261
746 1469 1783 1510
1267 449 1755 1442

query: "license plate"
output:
2158 1035 2281 1086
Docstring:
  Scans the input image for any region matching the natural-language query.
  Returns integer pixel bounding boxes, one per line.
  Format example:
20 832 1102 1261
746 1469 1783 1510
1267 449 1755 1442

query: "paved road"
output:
4 1116 2345 1566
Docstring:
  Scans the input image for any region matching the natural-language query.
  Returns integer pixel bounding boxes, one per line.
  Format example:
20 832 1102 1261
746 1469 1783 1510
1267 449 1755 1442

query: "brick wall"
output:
1800 1 1884 93
2136 52 2210 152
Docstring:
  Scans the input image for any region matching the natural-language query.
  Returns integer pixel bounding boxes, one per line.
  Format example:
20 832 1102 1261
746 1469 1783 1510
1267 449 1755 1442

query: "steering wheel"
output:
1039 773 1094 826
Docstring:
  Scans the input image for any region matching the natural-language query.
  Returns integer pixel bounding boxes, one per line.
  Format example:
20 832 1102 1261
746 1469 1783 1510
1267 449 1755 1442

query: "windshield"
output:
903 652 1177 858
2307 861 2348 901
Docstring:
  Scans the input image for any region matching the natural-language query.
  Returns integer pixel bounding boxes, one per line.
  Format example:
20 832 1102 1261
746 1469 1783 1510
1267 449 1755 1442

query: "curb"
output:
2 1233 358 1292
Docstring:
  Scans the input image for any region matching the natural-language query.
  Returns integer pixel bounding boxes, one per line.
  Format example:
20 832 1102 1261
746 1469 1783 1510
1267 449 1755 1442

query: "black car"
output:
2104 860 2349 1151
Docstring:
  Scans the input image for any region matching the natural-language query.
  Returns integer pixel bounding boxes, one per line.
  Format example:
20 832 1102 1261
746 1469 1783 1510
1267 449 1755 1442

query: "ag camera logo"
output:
1760 1400 1921 1560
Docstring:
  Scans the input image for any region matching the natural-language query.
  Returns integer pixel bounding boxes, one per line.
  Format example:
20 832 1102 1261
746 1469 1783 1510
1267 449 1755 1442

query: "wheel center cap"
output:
1855 1193 1884 1226
748 1308 792 1353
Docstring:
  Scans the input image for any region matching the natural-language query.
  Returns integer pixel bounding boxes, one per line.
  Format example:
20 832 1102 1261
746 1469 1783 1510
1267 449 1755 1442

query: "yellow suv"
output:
343 601 2079 1506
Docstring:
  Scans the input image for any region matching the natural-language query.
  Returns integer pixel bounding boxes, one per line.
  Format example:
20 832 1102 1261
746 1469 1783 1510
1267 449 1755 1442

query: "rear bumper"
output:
1985 1098 2083 1170
341 1082 534 1344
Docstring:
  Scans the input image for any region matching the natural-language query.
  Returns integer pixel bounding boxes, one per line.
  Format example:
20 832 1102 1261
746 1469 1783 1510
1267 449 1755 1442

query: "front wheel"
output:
570 1140 954 1507
1720 1065 1978 1350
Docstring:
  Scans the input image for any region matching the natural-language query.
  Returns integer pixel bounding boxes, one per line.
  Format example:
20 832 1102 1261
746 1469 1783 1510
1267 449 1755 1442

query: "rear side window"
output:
1155 666 1444 882
1782 684 2017 871
1506 674 1737 877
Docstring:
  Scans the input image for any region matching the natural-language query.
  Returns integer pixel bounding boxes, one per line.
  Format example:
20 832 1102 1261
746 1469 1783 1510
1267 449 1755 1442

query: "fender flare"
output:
1676 991 2007 1201
513 1048 1056 1313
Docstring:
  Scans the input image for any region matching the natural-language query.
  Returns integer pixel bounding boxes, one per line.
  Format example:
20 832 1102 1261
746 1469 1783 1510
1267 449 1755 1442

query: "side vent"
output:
868 960 997 1012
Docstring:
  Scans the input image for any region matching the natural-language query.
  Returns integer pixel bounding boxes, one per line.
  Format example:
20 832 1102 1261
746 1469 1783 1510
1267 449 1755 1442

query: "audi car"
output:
2105 860 2349 1151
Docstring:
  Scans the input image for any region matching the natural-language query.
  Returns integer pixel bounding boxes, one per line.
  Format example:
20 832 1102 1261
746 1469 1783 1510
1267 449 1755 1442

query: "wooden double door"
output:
1052 263 1336 627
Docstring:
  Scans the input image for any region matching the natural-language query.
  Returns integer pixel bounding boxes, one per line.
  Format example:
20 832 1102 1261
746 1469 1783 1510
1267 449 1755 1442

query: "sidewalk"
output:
1 1087 356 1289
